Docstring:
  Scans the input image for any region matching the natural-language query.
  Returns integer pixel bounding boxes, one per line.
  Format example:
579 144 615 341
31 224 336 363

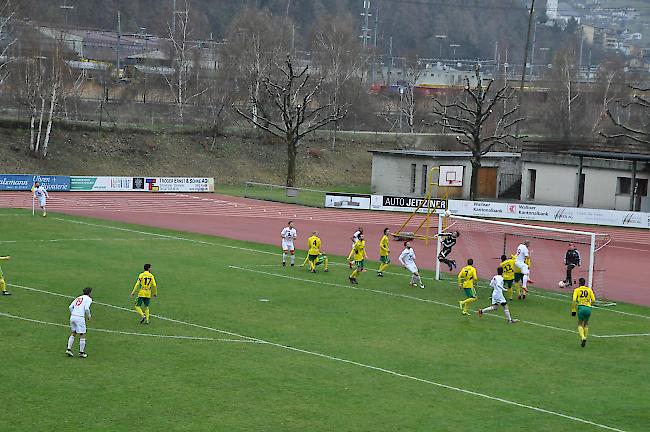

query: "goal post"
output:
436 214 611 299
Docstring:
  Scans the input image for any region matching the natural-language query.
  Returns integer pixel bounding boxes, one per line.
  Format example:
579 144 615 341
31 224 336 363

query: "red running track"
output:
1 191 649 306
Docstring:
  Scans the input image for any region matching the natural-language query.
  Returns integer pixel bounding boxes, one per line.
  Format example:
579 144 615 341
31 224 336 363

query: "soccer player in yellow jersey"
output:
347 234 367 285
571 277 596 348
0 255 11 296
377 228 391 277
131 263 157 324
457 259 478 315
300 252 329 271
306 231 322 273
500 255 516 301
512 255 531 300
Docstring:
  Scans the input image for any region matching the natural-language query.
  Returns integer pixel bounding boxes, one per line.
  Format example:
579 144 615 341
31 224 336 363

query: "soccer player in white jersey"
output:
32 181 49 217
66 287 93 358
398 241 425 289
280 220 297 267
514 240 533 291
477 267 518 323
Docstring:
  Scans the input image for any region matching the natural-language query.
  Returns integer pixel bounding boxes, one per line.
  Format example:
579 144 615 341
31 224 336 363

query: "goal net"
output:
436 214 612 300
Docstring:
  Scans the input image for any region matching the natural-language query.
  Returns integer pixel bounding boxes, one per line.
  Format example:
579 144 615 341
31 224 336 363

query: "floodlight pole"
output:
516 0 536 137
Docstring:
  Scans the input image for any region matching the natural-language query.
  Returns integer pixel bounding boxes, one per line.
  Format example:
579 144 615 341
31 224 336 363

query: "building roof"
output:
557 2 582 18
369 150 520 158
569 150 650 162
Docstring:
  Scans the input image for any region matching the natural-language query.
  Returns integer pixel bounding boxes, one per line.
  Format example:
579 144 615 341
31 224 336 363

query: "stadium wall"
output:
0 175 214 192
324 193 650 229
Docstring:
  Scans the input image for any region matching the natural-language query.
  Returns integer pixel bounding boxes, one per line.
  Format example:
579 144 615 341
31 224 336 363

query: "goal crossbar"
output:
437 214 609 293
446 214 607 237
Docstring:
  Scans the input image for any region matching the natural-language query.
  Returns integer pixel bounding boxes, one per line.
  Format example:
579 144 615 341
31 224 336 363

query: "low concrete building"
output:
369 150 521 199
521 152 650 211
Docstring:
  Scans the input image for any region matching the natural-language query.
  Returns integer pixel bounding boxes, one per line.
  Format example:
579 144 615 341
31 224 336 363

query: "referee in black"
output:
564 243 581 287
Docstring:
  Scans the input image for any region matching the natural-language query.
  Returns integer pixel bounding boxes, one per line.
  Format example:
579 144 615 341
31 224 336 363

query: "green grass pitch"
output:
0 208 648 432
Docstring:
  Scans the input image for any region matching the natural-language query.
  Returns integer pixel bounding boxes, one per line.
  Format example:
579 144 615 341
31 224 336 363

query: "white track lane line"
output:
0 238 174 244
5 282 628 432
50 216 650 321
0 312 257 343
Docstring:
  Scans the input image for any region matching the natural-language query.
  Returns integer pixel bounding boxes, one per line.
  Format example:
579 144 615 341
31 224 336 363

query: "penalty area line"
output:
228 265 577 336
594 333 650 338
5 282 627 432
50 216 650 321
0 312 257 343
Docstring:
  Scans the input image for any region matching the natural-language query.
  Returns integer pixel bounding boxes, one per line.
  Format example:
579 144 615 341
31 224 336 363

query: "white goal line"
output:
0 311 258 343
4 282 627 432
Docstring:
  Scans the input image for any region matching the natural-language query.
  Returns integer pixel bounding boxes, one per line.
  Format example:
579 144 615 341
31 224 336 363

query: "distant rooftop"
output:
369 150 520 158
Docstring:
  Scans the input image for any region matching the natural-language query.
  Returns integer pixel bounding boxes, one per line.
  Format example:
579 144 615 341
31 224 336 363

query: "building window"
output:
617 177 632 195
421 164 428 195
527 169 536 200
410 164 417 194
637 179 649 197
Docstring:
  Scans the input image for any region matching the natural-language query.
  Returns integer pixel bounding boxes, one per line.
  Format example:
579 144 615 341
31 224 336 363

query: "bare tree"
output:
312 13 366 148
23 49 64 157
165 0 207 123
542 45 581 138
428 65 524 200
224 8 289 131
397 56 424 133
9 27 70 158
234 55 346 186
601 85 650 145
0 1 16 86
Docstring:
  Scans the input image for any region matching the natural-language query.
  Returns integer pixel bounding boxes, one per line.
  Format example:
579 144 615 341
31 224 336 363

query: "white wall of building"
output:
521 161 649 210
546 0 558 20
370 152 520 199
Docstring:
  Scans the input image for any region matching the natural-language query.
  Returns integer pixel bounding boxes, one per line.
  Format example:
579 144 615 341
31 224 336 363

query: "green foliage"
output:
0 209 648 431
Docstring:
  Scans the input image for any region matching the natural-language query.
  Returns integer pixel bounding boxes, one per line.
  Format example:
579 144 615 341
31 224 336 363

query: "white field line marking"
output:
607 245 650 253
228 265 577 335
52 217 277 257
6 283 627 432
595 333 650 338
8 283 266 343
50 216 650 321
0 238 175 244
0 312 257 343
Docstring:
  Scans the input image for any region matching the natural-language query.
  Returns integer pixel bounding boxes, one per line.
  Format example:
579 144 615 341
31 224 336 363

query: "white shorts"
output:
492 290 507 305
281 241 295 252
406 263 419 274
515 261 529 275
70 316 87 334
38 197 47 207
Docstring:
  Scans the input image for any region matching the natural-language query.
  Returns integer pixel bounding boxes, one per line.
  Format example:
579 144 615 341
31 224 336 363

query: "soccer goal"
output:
436 214 612 301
